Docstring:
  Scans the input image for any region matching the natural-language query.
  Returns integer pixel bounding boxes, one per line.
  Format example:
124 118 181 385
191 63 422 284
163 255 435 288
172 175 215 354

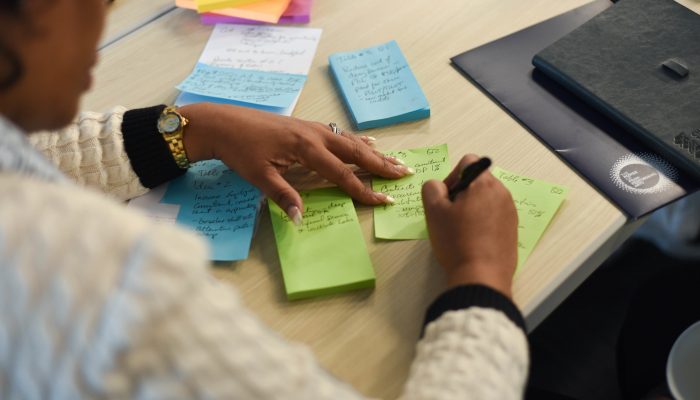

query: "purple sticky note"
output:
201 0 312 25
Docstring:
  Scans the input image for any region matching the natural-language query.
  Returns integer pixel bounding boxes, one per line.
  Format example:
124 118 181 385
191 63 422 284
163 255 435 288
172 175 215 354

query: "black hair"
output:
0 0 23 90
0 0 21 13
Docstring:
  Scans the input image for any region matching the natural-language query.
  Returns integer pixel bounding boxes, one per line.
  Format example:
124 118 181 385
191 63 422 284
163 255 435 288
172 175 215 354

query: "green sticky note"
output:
492 167 568 269
372 144 449 240
268 187 375 300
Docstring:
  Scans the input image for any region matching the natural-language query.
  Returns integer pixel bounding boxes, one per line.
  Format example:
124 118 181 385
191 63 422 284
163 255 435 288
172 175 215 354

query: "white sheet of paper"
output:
127 185 179 224
198 24 322 75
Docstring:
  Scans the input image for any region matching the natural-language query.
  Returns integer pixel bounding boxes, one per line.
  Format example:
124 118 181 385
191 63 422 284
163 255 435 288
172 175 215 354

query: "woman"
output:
0 0 528 398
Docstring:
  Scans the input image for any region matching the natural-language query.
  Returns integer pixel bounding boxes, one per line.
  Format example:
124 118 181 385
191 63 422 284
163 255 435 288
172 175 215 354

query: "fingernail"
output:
375 192 395 204
385 155 406 166
362 136 377 142
287 206 303 226
394 164 415 175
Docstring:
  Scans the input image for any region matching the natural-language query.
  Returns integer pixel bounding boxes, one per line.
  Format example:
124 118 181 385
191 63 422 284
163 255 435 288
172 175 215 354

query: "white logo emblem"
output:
610 153 678 194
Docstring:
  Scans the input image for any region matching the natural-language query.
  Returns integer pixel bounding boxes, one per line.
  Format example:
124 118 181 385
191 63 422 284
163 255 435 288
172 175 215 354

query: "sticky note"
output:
200 0 312 24
185 0 291 22
161 161 262 261
372 144 449 240
329 40 430 130
176 63 306 108
197 24 322 75
269 188 375 300
492 167 568 269
194 0 264 13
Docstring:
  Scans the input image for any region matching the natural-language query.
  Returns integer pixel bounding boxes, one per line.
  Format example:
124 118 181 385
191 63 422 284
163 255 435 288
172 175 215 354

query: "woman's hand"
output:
421 154 518 298
179 102 412 224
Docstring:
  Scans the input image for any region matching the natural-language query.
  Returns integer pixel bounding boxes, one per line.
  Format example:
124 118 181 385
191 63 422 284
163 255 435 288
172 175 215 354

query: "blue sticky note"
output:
175 91 296 116
176 63 306 108
162 160 262 261
328 40 430 130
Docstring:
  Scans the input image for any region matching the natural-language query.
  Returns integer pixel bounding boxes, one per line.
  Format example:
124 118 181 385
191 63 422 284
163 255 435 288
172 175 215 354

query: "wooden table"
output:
83 0 687 397
100 0 175 49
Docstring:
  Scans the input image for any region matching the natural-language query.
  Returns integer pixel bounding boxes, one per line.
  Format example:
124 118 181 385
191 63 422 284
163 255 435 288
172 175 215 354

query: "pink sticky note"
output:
200 0 312 25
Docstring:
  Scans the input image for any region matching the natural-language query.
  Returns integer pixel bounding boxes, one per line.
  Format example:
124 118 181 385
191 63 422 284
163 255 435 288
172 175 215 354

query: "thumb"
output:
256 169 304 226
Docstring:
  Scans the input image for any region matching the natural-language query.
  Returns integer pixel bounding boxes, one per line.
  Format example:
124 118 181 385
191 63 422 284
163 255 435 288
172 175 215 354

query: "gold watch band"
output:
159 106 191 169
164 135 191 169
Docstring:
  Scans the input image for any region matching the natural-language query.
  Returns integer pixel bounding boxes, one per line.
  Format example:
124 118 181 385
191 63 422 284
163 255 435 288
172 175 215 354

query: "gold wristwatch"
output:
157 106 190 169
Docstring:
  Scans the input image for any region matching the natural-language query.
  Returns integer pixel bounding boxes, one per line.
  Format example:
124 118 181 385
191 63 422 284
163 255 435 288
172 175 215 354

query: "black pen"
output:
448 157 492 201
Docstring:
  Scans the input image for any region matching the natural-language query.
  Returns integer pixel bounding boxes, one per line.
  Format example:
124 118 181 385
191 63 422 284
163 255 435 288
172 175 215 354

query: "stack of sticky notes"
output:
175 23 322 115
329 40 430 130
175 0 313 25
268 188 375 300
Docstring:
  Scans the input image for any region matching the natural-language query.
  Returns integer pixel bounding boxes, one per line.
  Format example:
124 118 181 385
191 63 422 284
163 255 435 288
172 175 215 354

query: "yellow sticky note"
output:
194 0 262 13
180 0 292 23
492 167 568 269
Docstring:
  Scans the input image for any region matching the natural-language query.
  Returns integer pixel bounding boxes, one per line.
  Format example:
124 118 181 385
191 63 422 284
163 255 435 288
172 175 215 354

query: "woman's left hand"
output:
179 102 412 224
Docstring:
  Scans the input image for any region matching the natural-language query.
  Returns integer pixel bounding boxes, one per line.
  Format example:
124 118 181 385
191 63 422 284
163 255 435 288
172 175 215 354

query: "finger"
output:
253 167 304 226
443 154 481 188
421 179 451 212
301 146 392 205
326 131 412 179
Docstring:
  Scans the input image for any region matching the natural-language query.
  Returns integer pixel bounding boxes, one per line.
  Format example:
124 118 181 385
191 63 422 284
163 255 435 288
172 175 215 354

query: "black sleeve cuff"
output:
423 284 527 335
122 105 186 188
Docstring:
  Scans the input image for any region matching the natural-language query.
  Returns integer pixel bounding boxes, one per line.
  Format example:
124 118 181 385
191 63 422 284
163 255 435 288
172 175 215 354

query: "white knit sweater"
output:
0 109 529 399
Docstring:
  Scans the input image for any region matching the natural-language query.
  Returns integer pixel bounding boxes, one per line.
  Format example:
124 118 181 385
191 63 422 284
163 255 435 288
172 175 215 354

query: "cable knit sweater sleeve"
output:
0 174 529 400
28 106 184 201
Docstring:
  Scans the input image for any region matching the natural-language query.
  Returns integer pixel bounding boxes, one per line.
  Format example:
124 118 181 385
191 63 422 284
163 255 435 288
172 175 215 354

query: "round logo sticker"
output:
610 153 678 194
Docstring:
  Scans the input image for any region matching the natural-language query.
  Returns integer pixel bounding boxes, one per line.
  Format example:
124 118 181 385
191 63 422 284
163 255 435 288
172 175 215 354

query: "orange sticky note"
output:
179 0 292 23
194 0 262 13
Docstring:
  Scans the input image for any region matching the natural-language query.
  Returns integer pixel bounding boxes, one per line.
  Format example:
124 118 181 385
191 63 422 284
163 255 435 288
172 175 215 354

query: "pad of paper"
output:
269 188 375 300
372 144 449 240
161 160 262 261
200 0 312 24
328 40 430 130
181 0 292 23
194 0 263 13
492 167 568 269
177 63 305 108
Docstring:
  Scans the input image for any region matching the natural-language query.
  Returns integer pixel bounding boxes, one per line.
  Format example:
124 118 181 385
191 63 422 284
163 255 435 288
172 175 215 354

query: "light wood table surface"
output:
79 0 684 397
100 0 175 49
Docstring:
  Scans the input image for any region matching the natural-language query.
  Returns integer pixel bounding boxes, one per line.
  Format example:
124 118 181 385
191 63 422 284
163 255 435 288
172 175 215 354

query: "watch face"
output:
158 113 181 134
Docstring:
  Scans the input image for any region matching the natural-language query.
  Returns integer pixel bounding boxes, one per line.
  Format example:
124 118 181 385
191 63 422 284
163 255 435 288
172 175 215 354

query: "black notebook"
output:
533 0 700 181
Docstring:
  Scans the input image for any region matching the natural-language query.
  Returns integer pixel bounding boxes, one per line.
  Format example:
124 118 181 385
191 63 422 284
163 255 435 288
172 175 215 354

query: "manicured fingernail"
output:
375 192 395 204
362 135 377 142
394 164 415 175
287 206 303 226
385 155 406 166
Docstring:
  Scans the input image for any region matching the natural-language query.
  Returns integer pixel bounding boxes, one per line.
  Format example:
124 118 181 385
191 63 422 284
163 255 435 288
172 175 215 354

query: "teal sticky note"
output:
162 160 262 261
176 63 306 108
268 187 375 300
328 40 430 130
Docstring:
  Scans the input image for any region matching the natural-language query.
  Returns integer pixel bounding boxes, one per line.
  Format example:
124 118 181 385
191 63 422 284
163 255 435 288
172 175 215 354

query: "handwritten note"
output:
328 40 430 130
177 63 305 108
372 144 449 240
199 24 322 75
269 187 375 300
492 167 568 269
161 161 262 261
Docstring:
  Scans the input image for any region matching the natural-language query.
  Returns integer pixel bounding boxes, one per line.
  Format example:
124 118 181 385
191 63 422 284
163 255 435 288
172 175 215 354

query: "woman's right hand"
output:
421 154 518 298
